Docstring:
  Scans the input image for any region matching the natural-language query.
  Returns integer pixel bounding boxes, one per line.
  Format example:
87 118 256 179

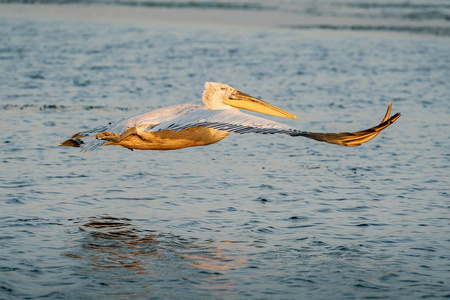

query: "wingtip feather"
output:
300 103 401 147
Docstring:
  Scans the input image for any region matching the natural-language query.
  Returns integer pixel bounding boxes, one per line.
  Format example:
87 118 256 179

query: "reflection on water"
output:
75 216 159 274
66 216 245 298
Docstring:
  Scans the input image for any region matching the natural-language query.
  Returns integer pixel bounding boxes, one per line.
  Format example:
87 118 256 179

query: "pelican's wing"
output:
67 104 203 151
149 103 400 147
72 104 201 137
119 104 203 132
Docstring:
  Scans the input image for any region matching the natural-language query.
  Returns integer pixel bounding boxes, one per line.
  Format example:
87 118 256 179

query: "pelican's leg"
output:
95 128 137 143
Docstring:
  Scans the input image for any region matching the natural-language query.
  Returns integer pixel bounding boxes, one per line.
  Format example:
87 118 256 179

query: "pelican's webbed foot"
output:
95 132 120 142
95 128 138 143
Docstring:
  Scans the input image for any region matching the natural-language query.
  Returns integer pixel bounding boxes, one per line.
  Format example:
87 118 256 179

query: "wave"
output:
329 2 450 22
0 0 272 11
342 2 450 10
0 0 448 36
0 104 138 111
289 24 450 37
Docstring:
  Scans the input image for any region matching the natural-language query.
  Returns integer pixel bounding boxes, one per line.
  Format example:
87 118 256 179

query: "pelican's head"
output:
202 82 296 119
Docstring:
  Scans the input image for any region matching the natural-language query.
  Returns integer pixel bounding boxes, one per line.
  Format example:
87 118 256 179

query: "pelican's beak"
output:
223 91 297 119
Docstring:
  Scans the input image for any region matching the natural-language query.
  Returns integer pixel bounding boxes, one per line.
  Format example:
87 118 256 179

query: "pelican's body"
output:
95 104 230 151
106 125 229 151
60 82 401 152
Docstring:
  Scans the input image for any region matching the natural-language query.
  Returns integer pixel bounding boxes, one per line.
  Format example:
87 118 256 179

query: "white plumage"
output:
60 82 401 152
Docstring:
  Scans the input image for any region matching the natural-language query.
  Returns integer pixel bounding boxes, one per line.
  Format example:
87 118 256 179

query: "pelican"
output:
60 82 401 152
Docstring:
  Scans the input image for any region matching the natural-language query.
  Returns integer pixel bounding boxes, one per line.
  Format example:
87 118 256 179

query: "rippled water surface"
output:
1 2 450 299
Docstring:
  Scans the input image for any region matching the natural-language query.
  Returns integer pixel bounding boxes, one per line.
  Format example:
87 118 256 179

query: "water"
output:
1 1 450 299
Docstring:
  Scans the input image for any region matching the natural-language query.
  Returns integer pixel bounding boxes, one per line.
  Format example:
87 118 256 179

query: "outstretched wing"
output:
294 103 401 146
147 106 302 135
60 104 204 150
75 104 201 137
149 103 400 147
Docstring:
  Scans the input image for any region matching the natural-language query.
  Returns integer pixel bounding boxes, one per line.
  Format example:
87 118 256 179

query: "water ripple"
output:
0 8 449 299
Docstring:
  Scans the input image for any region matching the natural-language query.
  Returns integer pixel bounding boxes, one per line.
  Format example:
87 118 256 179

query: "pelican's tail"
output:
59 124 111 151
59 134 86 147
293 103 401 147
59 133 108 152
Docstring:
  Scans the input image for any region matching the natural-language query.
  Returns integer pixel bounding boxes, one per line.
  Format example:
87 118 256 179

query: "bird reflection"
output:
76 216 159 273
66 216 245 298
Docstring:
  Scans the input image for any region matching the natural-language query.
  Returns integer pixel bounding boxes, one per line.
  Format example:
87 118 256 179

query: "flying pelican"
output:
60 82 401 152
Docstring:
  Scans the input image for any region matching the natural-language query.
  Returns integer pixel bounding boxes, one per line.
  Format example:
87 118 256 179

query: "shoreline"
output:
1 3 448 37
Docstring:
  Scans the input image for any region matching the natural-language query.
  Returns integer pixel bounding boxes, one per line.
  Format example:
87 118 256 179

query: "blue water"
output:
1 1 450 299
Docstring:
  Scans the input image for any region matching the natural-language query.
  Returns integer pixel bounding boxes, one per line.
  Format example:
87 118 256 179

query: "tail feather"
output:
59 125 110 151
59 137 84 147
59 133 108 152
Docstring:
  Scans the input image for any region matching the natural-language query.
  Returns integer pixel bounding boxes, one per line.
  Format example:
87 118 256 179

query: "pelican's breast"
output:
109 127 230 150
